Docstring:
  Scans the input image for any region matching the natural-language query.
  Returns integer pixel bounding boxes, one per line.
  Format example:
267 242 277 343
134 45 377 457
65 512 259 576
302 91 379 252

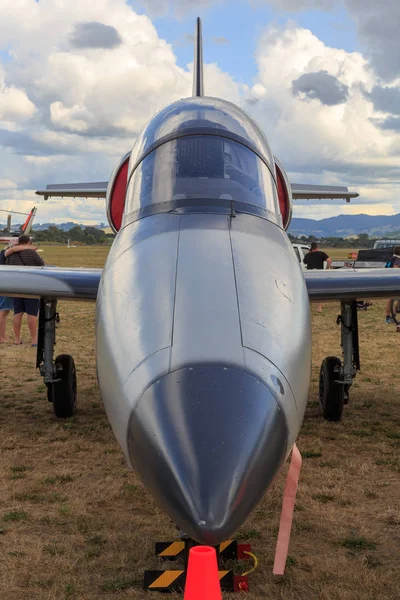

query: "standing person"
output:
385 246 400 323
0 296 13 343
5 235 44 345
303 242 332 313
0 243 16 342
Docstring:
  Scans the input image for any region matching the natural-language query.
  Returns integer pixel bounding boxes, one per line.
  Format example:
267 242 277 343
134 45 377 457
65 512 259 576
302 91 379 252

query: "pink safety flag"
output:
273 443 302 575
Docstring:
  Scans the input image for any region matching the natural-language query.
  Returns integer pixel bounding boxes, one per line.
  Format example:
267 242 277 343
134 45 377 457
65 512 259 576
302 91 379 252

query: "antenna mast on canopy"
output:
192 17 204 97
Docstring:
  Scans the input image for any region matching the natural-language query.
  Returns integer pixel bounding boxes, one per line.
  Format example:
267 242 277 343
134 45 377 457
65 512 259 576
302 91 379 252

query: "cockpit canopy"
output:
123 97 283 227
129 97 275 169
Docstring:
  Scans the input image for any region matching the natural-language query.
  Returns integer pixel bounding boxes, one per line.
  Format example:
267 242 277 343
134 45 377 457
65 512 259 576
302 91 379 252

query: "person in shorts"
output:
0 295 14 343
5 235 44 345
385 246 400 323
0 241 17 342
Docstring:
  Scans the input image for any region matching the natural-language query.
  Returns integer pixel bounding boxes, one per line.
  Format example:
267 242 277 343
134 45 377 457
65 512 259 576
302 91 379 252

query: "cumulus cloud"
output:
368 85 400 116
254 0 332 9
163 0 400 83
0 179 18 190
0 0 242 223
346 0 400 82
138 0 215 17
293 201 397 220
373 116 400 132
0 67 36 124
257 0 400 83
50 102 95 133
70 21 122 49
0 193 106 225
0 85 36 122
241 22 400 221
0 0 399 224
0 0 243 146
292 70 349 106
0 1 197 136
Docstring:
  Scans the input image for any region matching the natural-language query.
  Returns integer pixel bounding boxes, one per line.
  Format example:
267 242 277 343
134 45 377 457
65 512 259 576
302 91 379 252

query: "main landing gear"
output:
319 301 360 421
37 298 77 418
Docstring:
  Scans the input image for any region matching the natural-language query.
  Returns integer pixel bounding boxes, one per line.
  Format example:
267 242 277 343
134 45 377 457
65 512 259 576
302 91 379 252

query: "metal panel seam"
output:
123 346 172 469
243 345 298 411
122 346 172 389
228 218 245 366
104 214 179 273
169 215 182 373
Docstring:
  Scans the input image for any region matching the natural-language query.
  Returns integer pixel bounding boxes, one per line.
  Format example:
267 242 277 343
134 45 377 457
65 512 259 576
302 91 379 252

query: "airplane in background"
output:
0 206 37 244
1 18 400 588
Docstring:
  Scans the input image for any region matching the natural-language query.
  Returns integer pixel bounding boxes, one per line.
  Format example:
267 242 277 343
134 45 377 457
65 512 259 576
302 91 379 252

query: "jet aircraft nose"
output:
127 365 288 545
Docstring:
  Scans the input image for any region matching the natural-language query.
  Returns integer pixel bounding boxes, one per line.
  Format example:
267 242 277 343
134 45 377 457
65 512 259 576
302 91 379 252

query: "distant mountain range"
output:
289 213 400 238
3 214 400 238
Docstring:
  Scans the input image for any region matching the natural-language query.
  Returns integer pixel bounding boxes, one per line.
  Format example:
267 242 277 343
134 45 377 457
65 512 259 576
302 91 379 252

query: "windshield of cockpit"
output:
124 136 280 221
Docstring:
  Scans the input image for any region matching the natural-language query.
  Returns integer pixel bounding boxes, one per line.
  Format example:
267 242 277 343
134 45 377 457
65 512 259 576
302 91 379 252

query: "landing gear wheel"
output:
344 384 350 405
46 382 53 403
319 356 344 422
52 354 77 418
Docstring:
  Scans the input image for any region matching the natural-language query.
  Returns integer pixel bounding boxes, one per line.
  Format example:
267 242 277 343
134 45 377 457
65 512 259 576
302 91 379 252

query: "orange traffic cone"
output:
184 546 222 600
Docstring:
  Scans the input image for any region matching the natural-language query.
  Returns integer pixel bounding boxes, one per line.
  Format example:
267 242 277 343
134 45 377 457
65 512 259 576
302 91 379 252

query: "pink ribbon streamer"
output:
273 443 302 575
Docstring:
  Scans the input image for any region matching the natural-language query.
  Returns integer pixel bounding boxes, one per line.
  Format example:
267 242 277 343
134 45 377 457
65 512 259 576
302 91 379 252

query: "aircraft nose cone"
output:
127 366 288 545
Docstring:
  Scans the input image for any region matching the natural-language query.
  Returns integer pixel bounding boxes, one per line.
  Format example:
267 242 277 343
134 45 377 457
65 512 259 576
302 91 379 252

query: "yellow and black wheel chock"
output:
143 539 252 592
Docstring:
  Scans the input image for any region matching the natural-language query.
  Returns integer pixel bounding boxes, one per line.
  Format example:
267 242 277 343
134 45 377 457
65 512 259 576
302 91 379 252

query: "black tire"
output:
319 356 344 421
390 299 400 325
344 384 350 405
52 354 77 418
46 382 53 403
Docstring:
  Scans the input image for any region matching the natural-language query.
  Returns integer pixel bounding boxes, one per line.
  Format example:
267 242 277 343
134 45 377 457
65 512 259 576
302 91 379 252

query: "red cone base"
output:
184 546 222 600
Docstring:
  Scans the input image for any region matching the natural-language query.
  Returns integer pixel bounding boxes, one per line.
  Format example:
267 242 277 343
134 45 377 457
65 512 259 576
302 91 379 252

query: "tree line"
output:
0 225 114 245
0 224 381 248
288 233 374 248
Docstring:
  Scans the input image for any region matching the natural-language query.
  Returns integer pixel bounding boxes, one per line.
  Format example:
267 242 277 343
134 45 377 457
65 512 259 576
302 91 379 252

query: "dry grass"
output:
0 245 399 600
322 247 360 260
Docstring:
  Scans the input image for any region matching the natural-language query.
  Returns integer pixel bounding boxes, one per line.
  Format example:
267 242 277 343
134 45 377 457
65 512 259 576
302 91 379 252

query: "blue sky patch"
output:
132 1 358 84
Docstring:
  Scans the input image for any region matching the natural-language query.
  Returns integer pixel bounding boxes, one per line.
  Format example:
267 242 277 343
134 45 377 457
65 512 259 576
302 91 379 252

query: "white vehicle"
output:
292 243 358 270
373 239 400 250
291 243 313 271
292 243 340 269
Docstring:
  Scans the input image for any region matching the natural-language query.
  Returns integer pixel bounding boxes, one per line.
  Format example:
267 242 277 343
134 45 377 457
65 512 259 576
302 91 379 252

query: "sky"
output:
0 0 399 225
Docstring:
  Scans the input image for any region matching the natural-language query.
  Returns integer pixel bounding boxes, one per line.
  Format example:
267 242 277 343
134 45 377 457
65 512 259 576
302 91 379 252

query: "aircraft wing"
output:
2 265 400 304
291 184 358 201
36 182 108 200
305 268 400 301
0 266 101 300
35 181 358 202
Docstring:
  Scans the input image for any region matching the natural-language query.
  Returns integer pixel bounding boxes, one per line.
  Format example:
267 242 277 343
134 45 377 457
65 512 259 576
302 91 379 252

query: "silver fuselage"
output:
96 210 311 543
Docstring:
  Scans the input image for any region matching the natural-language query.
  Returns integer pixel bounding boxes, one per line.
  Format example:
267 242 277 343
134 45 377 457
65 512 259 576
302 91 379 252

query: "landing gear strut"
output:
319 301 360 421
37 298 77 418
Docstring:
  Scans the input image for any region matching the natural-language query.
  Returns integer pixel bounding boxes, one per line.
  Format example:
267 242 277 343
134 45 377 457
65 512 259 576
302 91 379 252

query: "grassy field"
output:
0 245 399 600
324 247 359 260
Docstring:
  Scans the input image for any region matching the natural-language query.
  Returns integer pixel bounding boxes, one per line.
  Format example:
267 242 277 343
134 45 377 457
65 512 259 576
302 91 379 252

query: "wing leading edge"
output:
2 266 400 304
0 266 101 300
305 268 400 301
36 182 108 200
291 183 358 201
36 181 358 202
